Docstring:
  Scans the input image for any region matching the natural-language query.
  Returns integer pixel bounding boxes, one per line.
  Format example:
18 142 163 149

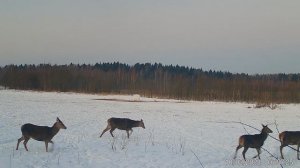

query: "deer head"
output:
261 124 272 133
140 119 145 129
57 117 67 129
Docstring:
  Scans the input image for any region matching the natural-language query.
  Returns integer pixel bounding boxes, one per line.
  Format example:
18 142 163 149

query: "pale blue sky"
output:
1 0 300 74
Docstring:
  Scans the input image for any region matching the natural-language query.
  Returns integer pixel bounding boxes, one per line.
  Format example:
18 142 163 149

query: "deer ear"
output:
141 119 143 122
262 124 265 127
57 117 60 122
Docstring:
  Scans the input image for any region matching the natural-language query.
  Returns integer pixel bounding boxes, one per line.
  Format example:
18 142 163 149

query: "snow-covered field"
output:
1 89 300 168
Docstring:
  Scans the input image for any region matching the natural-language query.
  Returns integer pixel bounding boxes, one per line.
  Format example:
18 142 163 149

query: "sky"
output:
0 0 300 74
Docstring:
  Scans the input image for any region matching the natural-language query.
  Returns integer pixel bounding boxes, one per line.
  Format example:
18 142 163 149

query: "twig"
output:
190 149 205 168
261 147 284 168
274 120 280 134
78 152 80 164
240 119 250 134
9 154 11 168
12 147 14 158
57 154 60 165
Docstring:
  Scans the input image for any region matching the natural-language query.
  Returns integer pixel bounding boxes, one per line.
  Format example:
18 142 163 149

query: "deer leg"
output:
126 130 130 138
280 144 286 159
23 137 30 151
100 126 111 138
242 146 249 161
109 128 116 137
234 145 242 159
297 144 300 160
45 141 49 152
253 148 261 159
16 136 25 150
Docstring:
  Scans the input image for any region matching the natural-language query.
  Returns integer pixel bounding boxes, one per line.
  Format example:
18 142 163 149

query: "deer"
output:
16 117 67 152
279 131 300 159
233 124 273 160
99 117 145 138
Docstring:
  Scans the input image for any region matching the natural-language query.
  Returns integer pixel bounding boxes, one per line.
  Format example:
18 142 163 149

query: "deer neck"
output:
51 123 61 137
260 131 268 141
132 121 141 128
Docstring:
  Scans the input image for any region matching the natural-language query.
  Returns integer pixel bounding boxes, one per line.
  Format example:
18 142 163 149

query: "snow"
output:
0 89 300 168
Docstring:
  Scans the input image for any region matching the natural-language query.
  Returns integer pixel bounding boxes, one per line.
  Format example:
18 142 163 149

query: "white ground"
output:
0 89 300 168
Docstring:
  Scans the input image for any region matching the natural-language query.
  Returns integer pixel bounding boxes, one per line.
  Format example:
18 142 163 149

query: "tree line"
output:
0 62 299 103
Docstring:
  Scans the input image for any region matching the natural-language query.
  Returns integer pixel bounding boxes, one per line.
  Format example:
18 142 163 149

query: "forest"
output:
0 62 300 103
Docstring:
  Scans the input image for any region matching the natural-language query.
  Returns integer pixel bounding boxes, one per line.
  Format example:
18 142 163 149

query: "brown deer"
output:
16 117 67 152
279 131 300 159
100 117 145 138
234 124 273 160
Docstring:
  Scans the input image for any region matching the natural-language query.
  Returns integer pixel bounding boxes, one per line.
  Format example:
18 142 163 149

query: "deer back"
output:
21 117 66 142
240 134 267 148
280 131 300 145
21 124 54 141
239 124 272 148
109 118 144 130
